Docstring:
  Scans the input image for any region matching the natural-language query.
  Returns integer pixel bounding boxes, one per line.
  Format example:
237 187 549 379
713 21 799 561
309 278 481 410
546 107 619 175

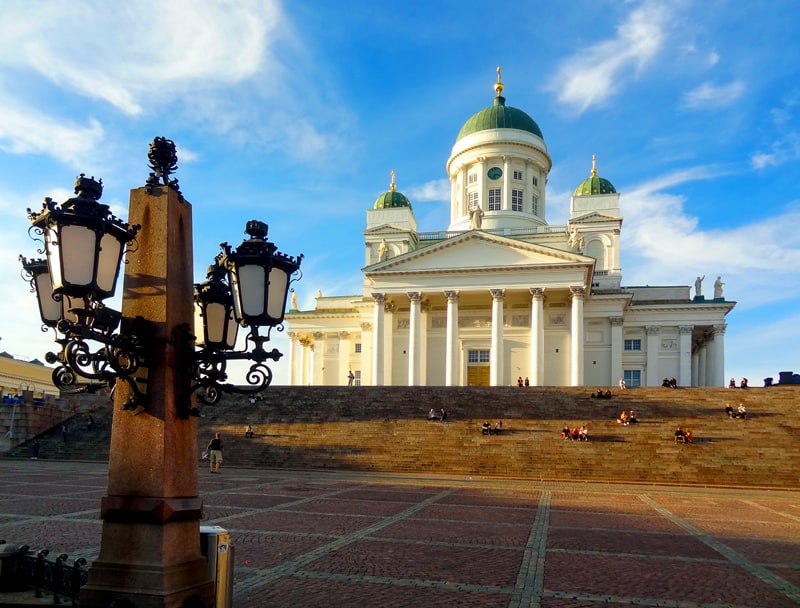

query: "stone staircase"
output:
7 385 799 489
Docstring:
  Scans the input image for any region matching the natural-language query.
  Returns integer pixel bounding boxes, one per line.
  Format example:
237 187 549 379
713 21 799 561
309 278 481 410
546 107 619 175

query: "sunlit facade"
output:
286 71 734 387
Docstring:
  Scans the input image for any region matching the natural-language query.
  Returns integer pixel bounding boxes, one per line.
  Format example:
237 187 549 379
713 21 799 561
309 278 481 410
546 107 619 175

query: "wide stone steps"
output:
7 385 799 489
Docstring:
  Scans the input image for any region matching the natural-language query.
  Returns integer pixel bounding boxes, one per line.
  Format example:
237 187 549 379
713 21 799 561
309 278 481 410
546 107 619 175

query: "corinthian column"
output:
371 293 385 386
407 292 421 386
645 326 660 386
445 290 459 386
490 289 505 386
711 324 727 387
570 287 585 386
529 288 544 385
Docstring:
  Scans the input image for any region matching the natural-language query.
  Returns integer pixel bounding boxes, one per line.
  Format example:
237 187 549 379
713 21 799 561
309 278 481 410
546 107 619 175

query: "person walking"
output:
205 432 224 474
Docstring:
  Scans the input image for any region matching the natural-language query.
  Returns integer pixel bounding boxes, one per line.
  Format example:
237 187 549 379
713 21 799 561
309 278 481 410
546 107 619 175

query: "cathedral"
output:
285 70 734 388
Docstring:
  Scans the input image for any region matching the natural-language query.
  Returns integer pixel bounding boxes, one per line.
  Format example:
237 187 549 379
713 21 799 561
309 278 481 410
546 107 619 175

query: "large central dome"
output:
456 94 544 142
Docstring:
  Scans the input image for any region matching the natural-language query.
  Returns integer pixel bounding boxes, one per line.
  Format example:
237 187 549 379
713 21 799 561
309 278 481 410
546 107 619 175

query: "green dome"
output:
573 157 616 196
373 188 411 209
456 95 544 142
573 175 617 196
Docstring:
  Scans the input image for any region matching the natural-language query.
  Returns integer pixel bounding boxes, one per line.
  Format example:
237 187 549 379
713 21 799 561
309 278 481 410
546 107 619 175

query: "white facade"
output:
286 74 734 388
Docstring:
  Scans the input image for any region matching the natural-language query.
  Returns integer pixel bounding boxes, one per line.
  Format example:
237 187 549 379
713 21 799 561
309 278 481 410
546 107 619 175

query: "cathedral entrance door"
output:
467 365 490 386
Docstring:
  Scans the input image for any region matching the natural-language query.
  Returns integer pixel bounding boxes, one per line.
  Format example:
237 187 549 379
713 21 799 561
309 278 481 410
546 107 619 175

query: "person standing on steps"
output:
206 432 223 473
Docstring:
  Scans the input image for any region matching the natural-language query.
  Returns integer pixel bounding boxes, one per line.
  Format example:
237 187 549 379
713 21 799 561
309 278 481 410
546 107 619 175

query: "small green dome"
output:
456 95 544 142
373 189 411 209
573 156 616 196
373 171 411 209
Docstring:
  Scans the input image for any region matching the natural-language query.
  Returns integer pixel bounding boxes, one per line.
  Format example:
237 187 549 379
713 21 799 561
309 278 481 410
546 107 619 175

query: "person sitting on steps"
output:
561 424 571 439
491 420 503 435
725 403 734 417
481 421 491 435
674 426 686 443
245 424 254 438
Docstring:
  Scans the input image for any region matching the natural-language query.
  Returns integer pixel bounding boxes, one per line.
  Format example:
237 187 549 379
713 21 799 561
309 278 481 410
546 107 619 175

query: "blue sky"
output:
1 0 798 386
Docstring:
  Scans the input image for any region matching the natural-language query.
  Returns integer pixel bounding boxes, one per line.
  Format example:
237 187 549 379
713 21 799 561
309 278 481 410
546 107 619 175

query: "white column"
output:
645 326 660 386
477 157 486 210
712 324 727 387
407 292 421 386
570 287 585 386
311 332 323 385
490 289 505 386
300 337 310 386
360 322 371 384
502 156 511 211
287 332 298 386
529 288 544 386
445 290 459 386
698 339 708 386
691 346 699 387
678 325 693 387
339 331 351 386
610 317 624 387
371 293 385 386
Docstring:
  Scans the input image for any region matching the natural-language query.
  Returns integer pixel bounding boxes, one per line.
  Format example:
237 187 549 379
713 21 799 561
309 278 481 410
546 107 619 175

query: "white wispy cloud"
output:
682 81 745 109
0 96 105 168
750 96 800 169
0 0 282 116
547 3 669 113
407 179 450 202
620 168 800 307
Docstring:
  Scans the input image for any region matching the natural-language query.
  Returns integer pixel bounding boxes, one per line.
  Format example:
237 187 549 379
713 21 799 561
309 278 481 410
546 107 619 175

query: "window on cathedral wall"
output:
468 349 490 363
513 170 523 180
512 189 524 211
624 339 641 351
353 370 361 386
623 370 641 387
354 343 362 353
532 175 539 187
468 173 477 185
532 194 539 215
488 188 501 211
468 191 479 210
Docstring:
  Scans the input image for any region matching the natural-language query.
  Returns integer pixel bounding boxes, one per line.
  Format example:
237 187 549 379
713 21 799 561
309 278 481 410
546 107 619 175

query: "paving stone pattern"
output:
0 461 798 607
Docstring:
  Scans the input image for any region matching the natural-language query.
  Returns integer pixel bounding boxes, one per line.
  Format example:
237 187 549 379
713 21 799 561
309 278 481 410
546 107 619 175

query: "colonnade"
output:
286 296 726 388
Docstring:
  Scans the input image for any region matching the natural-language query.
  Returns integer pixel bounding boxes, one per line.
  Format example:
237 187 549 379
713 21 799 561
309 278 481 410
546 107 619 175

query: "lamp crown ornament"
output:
74 173 103 200
145 136 182 198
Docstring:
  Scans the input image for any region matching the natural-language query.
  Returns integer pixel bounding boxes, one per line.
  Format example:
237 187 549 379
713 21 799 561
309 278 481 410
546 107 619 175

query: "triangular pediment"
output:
363 224 412 236
365 231 591 274
570 211 622 224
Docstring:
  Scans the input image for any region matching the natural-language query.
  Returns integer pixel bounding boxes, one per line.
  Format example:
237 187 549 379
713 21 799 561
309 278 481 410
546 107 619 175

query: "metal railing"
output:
0 542 88 605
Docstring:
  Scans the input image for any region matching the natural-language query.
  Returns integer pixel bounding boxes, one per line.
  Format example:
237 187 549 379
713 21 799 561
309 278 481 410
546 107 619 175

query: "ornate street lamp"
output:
19 256 61 328
28 174 138 302
194 260 239 351
22 176 149 404
191 221 303 405
21 139 302 414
